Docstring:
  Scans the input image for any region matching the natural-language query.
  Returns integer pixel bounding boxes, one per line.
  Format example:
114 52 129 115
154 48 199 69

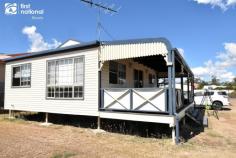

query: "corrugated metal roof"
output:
100 38 172 61
4 38 173 62
2 37 193 76
4 41 100 62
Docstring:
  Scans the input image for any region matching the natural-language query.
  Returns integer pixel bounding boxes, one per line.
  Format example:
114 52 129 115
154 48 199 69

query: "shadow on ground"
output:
0 109 8 114
221 107 231 111
14 112 172 138
5 109 213 141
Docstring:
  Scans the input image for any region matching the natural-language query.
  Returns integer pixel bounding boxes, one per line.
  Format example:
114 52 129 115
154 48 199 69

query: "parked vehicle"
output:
194 90 230 109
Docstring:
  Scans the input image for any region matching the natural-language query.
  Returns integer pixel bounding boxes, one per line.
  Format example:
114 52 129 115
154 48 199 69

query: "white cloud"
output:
193 0 236 10
177 48 184 57
192 60 235 81
22 25 61 52
192 66 209 76
216 42 236 68
192 42 236 82
227 0 236 6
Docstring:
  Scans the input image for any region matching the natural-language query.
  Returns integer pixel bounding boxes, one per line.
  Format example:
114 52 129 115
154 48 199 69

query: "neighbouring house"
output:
3 38 194 143
203 85 234 94
203 85 226 90
58 39 81 48
0 53 28 108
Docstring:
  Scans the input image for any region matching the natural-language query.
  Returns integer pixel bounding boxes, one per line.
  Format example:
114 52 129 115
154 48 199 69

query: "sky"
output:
0 0 236 82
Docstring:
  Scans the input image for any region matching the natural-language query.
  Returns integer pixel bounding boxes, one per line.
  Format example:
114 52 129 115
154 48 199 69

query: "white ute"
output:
194 90 230 109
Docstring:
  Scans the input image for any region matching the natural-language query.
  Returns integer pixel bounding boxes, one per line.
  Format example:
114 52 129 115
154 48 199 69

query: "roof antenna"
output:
80 0 120 41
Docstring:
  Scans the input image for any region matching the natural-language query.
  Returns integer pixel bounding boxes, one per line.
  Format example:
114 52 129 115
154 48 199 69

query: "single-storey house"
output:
0 53 28 107
4 38 194 143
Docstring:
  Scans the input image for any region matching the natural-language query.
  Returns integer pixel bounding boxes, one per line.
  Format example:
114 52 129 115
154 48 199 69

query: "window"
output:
204 92 214 96
194 92 203 96
12 64 31 87
118 64 126 84
218 91 227 95
46 56 84 99
134 69 143 88
109 61 126 84
149 74 155 84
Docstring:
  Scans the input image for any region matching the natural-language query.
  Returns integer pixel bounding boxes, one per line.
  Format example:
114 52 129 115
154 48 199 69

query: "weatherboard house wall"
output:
4 39 171 116
5 47 99 116
4 49 158 115
101 59 157 89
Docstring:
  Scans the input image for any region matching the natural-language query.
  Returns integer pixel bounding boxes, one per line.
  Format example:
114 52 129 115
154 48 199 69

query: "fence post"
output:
130 89 133 110
101 89 104 109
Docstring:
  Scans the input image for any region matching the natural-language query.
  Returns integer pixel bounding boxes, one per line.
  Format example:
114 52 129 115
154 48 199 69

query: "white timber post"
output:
172 127 175 144
45 113 48 123
97 116 101 130
8 109 12 119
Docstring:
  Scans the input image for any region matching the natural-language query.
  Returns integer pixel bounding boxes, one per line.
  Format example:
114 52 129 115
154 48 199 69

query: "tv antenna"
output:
80 0 120 41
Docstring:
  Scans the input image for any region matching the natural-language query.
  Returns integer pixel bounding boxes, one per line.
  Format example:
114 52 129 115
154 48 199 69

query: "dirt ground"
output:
0 99 236 158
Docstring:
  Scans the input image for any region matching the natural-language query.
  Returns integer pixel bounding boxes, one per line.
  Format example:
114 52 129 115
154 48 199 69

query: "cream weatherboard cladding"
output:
101 59 157 88
5 48 99 116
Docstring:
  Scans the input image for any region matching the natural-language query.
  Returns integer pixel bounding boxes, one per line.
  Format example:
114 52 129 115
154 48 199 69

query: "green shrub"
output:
51 151 76 158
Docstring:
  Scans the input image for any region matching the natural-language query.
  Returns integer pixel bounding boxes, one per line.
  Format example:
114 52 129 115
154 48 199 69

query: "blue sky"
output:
0 0 236 81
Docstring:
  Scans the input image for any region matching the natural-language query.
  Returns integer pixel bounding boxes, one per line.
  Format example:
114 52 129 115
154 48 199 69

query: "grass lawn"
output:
0 99 236 158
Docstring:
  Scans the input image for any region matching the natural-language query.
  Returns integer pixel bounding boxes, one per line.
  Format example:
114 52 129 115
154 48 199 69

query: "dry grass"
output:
0 99 236 158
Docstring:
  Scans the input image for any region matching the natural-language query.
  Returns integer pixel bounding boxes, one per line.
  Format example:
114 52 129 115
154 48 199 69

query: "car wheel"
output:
212 101 223 110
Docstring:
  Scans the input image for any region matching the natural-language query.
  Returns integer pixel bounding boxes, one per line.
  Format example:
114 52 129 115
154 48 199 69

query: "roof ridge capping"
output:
101 37 173 51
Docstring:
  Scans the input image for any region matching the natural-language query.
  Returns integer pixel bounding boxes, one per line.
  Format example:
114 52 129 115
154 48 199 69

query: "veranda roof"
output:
100 38 172 62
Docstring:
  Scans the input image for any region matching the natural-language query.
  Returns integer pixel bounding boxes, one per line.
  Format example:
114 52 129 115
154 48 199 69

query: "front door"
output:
134 69 143 88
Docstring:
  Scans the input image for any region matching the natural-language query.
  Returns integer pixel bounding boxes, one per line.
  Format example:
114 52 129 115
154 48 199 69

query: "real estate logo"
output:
5 3 17 15
4 2 44 20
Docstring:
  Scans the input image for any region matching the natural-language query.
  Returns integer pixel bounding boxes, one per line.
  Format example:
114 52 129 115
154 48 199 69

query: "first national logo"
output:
5 3 17 15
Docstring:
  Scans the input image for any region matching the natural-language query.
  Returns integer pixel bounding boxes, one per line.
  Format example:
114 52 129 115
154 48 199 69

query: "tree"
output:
233 77 236 90
194 77 207 89
233 77 236 85
211 75 220 85
198 80 208 89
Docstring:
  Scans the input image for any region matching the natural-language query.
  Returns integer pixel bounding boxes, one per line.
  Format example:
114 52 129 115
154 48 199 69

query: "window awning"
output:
100 38 172 62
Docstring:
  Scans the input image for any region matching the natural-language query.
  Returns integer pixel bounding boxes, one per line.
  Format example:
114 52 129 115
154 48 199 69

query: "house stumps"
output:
40 112 52 126
8 109 14 119
97 116 101 130
172 127 175 144
45 112 48 123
